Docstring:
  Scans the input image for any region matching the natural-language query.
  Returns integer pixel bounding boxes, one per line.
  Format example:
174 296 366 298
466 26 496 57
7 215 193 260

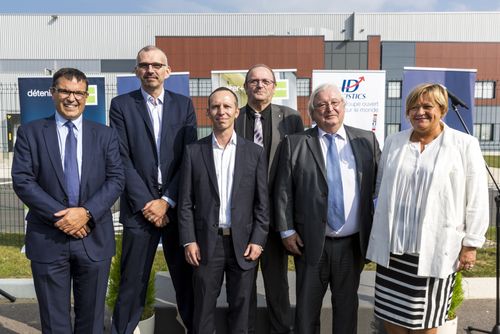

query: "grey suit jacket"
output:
178 134 270 270
273 125 380 265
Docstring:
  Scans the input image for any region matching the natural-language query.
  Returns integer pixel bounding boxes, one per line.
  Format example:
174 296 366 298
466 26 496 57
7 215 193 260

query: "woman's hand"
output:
458 246 477 271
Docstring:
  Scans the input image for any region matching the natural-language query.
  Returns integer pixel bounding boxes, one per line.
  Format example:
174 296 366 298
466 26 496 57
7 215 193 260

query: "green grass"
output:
484 155 500 168
0 233 497 278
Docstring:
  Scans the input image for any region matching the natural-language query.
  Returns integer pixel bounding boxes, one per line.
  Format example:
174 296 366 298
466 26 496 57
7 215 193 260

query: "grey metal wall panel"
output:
1 12 499 61
0 60 100 73
101 59 136 73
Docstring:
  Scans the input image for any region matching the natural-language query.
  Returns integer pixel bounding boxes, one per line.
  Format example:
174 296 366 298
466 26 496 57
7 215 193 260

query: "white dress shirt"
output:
55 111 83 179
212 131 237 229
141 88 175 206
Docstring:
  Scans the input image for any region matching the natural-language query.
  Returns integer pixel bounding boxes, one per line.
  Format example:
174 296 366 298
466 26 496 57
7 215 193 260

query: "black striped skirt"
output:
374 253 455 329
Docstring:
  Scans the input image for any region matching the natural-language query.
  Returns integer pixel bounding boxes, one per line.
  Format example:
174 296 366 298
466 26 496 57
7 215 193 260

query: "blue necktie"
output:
64 121 79 207
325 134 345 231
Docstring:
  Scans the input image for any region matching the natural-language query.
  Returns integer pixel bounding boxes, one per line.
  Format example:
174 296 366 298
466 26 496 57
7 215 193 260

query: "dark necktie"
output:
325 134 345 231
254 113 264 147
64 121 79 207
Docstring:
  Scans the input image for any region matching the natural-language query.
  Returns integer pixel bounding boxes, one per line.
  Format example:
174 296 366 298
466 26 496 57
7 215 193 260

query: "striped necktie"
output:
254 113 264 147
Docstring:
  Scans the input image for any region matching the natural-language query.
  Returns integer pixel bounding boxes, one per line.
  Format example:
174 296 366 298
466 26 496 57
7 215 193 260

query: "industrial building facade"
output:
1 12 499 151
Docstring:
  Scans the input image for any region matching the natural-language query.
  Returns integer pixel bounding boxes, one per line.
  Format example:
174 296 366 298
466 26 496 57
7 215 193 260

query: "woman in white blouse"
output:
367 83 489 334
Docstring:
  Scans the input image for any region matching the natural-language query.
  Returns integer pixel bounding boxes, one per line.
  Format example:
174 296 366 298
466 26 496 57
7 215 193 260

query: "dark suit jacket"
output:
274 125 380 265
178 134 269 271
235 104 304 231
235 104 303 185
12 116 125 263
109 89 197 226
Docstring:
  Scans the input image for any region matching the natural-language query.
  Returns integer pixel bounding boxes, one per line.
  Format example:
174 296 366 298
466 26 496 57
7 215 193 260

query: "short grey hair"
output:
136 45 168 65
307 83 343 117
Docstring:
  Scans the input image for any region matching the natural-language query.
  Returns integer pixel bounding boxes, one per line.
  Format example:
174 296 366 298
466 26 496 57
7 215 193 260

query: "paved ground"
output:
0 272 498 334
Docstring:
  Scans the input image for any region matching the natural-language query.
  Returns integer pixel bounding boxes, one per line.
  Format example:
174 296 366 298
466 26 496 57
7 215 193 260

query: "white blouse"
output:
390 133 444 255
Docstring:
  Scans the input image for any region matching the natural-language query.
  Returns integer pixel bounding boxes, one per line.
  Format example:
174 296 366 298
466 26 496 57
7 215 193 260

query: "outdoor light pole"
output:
441 88 500 334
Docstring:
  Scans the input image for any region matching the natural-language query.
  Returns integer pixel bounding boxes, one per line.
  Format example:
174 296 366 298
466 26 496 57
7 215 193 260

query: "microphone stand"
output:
449 102 500 334
0 288 16 303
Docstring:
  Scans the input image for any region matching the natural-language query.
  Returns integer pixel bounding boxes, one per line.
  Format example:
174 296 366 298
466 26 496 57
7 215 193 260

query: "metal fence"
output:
0 81 499 245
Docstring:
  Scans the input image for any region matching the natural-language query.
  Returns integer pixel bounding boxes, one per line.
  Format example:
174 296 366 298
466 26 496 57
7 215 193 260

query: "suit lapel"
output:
231 138 245 200
234 106 247 136
305 127 327 182
43 118 66 193
269 104 283 169
79 120 94 201
134 91 155 143
201 136 220 198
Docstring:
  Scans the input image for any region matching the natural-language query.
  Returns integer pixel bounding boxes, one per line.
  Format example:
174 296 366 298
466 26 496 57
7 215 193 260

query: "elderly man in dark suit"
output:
274 83 380 334
179 87 269 334
109 45 197 334
12 68 125 334
235 64 303 334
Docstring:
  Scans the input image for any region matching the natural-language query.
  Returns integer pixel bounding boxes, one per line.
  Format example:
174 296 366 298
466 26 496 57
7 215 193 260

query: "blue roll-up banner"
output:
402 67 476 134
117 72 190 96
18 77 107 125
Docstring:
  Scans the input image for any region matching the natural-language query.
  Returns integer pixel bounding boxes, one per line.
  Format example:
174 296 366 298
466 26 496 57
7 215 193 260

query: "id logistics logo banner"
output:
312 70 386 147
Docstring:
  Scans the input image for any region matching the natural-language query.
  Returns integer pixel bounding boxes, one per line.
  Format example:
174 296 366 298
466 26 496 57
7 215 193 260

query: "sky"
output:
1 0 499 13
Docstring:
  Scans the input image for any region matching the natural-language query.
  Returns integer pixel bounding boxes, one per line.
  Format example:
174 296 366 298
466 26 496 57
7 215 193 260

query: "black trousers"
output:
111 220 194 334
248 230 293 333
294 234 364 334
193 234 255 334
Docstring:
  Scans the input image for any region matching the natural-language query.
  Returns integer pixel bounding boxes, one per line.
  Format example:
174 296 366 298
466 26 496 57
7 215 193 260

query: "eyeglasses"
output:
51 87 89 100
137 62 167 70
246 79 275 87
314 100 343 111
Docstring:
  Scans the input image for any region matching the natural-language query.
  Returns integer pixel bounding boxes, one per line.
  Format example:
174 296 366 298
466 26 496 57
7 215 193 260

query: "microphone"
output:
440 84 469 110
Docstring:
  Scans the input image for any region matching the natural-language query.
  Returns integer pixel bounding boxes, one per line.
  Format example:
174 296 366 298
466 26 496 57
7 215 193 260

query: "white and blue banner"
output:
116 72 190 97
402 67 476 134
312 70 386 147
18 77 106 125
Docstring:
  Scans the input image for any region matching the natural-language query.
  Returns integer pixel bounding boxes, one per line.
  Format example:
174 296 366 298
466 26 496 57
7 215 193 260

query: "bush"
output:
448 272 464 320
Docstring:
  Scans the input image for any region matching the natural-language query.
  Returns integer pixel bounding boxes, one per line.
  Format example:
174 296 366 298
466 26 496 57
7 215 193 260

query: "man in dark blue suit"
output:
178 87 269 334
109 45 197 334
12 68 125 334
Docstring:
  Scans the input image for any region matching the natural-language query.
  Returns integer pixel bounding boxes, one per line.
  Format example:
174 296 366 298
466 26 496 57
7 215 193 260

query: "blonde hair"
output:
406 83 448 117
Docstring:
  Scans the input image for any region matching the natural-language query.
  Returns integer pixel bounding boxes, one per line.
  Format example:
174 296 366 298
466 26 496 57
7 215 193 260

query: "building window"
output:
385 123 400 137
297 78 310 96
387 81 402 99
474 124 493 141
189 79 199 97
475 81 495 99
189 78 212 97
198 79 212 97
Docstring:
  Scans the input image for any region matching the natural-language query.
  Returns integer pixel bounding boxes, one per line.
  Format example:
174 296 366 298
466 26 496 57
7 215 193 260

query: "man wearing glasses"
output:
274 83 380 333
235 64 303 334
109 45 197 334
12 68 125 334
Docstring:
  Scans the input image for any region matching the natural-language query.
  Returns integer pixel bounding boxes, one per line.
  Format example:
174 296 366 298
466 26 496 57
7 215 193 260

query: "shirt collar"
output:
141 88 164 105
318 124 347 141
212 130 238 149
247 103 271 119
55 111 83 131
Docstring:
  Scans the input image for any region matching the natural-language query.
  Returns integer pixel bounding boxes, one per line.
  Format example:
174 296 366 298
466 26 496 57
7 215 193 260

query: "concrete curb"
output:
0 271 495 301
